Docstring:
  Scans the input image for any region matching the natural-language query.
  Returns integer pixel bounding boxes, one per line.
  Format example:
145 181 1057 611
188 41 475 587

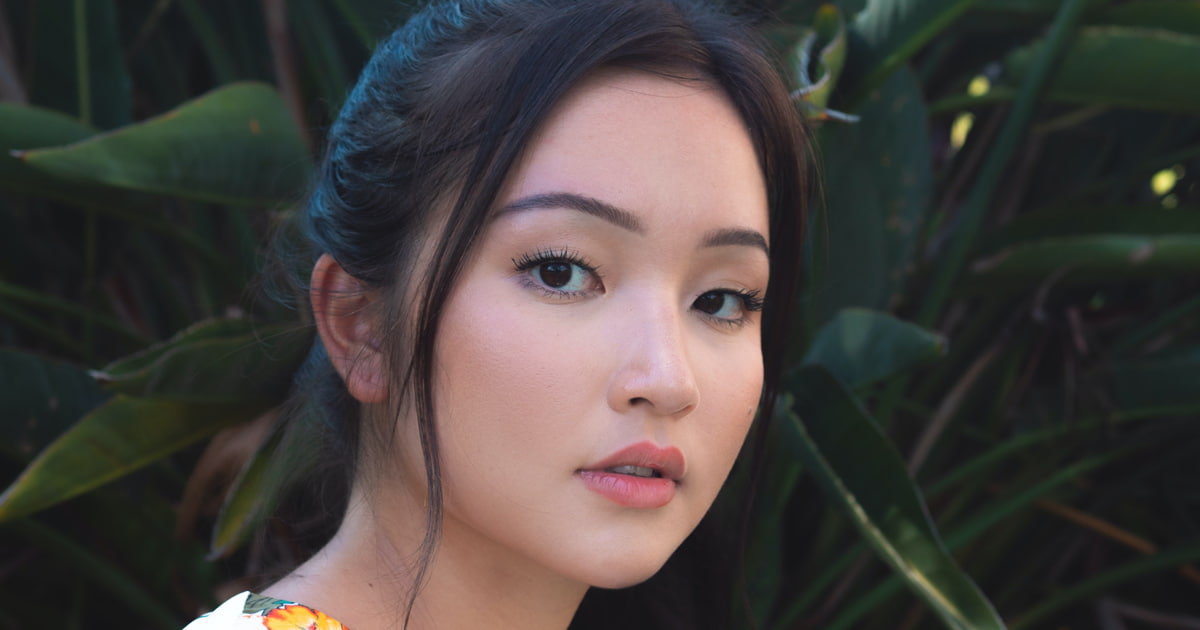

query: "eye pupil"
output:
539 262 572 288
695 291 725 315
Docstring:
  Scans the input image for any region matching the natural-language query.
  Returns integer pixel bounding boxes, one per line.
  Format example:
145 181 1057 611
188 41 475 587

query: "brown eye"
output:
539 262 573 288
513 249 601 296
693 291 735 317
528 260 594 293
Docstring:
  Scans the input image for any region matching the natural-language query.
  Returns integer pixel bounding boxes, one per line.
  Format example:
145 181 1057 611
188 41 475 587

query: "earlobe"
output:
311 253 388 403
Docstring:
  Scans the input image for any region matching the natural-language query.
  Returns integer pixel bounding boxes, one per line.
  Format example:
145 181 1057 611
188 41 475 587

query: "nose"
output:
607 301 700 418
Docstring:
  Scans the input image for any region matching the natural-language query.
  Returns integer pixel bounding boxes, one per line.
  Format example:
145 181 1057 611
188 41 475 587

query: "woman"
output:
187 0 808 628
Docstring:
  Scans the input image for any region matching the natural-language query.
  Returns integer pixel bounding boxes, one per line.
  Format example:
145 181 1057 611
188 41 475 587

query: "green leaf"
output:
803 308 946 387
981 205 1200 251
1098 1 1200 38
0 350 111 465
785 365 1004 630
19 82 311 206
845 0 978 102
967 234 1200 287
1110 345 1200 410
0 104 148 207
95 319 312 404
209 425 281 559
1002 26 1200 113
0 396 262 521
806 66 931 328
973 0 1105 13
0 102 94 196
0 103 95 150
825 450 1121 629
741 410 808 625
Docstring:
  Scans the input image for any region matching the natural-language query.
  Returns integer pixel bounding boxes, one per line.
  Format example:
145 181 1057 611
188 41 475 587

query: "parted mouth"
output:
604 464 661 478
580 441 685 482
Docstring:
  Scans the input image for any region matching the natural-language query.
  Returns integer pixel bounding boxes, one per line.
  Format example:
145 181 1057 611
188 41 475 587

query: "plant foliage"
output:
1 0 1198 628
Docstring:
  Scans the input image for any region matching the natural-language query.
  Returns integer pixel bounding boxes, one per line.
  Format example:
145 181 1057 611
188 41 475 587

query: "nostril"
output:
629 396 650 407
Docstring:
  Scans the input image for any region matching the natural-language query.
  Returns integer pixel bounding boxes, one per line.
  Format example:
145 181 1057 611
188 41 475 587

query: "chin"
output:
576 550 674 590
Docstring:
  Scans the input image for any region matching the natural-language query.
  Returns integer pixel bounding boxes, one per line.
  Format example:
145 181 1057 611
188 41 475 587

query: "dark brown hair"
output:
275 0 810 627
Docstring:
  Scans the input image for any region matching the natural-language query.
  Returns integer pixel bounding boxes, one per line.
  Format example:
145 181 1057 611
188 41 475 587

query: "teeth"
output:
607 465 660 478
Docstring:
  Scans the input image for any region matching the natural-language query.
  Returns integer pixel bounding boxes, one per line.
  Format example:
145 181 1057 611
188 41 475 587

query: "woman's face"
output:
400 70 769 589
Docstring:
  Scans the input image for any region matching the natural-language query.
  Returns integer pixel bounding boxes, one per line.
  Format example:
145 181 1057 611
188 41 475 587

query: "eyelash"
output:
512 248 603 300
700 288 764 329
511 248 765 327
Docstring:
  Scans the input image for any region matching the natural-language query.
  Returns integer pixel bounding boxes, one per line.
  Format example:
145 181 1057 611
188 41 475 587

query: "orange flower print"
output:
261 604 347 630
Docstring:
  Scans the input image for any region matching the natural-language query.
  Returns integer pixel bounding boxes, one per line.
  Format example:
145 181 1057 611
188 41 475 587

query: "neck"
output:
264 487 589 630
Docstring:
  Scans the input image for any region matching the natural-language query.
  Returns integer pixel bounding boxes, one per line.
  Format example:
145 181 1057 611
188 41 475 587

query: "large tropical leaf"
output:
1097 1 1200 37
806 66 932 329
18 82 311 206
784 365 1004 630
94 319 312 404
980 205 1200 249
0 350 111 465
967 234 1200 288
0 104 147 207
739 407 809 626
802 308 945 388
1000 26 1200 114
0 396 262 521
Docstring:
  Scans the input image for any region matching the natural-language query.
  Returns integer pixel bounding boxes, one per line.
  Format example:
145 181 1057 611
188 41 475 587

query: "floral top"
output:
184 591 349 630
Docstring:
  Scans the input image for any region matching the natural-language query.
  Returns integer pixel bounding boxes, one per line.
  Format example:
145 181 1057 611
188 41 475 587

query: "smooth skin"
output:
272 69 770 630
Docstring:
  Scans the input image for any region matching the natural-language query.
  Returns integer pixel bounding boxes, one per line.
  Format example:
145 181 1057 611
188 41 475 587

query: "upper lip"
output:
581 441 686 482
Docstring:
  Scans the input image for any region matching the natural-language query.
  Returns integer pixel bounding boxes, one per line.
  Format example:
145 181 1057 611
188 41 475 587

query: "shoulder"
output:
184 591 350 630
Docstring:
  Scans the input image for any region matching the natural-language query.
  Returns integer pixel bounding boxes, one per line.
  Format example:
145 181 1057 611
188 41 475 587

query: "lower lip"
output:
577 471 676 508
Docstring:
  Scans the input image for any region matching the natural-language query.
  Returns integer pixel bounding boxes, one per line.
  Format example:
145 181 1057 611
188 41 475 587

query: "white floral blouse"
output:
184 591 349 630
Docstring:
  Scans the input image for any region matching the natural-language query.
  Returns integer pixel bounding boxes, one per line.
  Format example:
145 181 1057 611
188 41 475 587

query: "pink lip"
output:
577 442 686 509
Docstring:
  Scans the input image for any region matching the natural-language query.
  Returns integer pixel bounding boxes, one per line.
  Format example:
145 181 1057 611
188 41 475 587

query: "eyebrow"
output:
498 192 644 233
496 191 769 255
702 227 769 255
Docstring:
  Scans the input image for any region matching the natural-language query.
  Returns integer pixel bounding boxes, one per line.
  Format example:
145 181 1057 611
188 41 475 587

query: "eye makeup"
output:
510 244 765 328
512 247 604 299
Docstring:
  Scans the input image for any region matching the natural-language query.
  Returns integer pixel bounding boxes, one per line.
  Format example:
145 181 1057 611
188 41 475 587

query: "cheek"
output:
430 277 599 483
690 343 762 489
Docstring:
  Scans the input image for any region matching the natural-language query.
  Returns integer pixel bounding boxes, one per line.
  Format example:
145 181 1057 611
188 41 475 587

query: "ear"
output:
311 253 388 403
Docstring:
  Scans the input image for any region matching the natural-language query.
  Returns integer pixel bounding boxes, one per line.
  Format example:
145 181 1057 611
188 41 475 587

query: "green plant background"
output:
2 0 1198 628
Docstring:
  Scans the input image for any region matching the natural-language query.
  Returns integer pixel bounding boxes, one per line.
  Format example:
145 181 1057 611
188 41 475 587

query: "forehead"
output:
501 69 769 237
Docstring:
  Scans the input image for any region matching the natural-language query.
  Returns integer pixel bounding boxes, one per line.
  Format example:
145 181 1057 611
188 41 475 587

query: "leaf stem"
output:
83 207 98 363
73 0 90 125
